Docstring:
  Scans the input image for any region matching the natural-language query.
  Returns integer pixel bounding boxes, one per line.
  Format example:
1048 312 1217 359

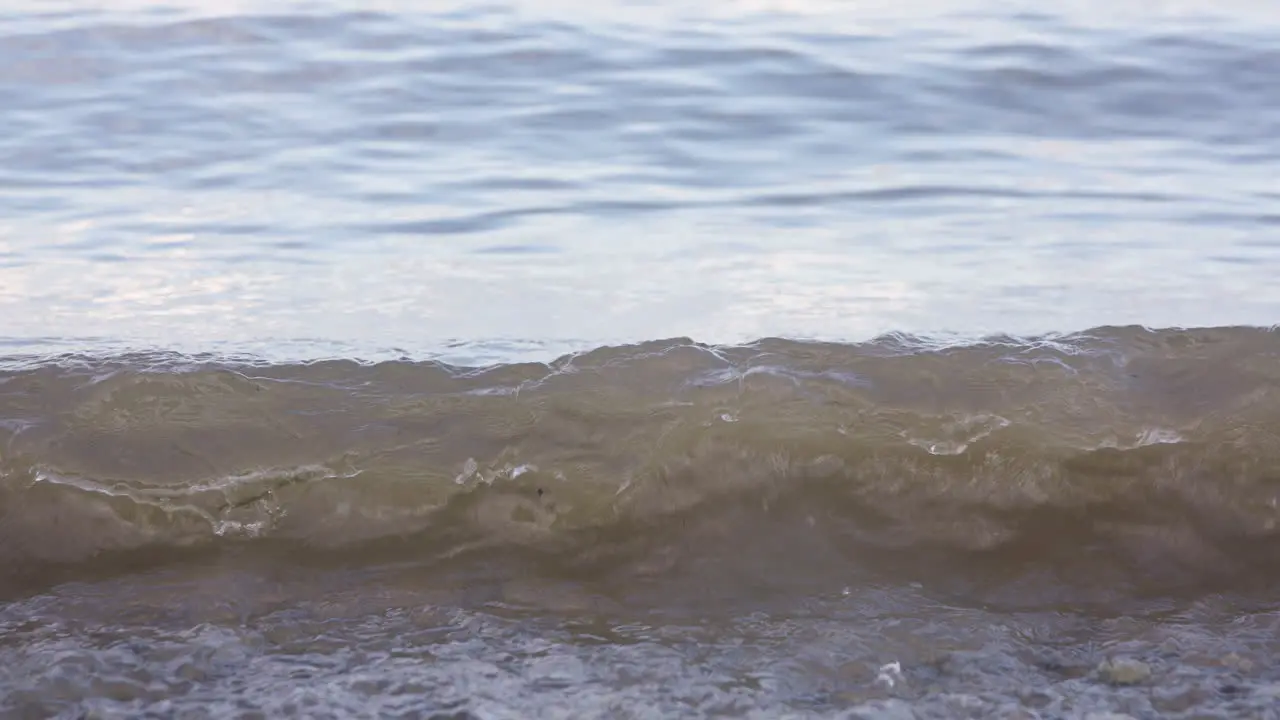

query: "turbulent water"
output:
4 0 1280 718
3 329 1280 717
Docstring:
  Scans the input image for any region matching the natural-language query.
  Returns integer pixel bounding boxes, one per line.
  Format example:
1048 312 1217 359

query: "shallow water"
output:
3 0 1280 717
4 329 1280 717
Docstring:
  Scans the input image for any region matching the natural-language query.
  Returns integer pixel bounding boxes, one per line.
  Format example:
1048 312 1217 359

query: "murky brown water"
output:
3 328 1279 717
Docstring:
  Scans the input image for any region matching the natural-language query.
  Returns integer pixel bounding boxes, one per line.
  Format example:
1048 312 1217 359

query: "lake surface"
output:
2 1 1279 718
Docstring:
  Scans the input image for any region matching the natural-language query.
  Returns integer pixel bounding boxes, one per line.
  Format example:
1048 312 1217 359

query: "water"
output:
2 1 1280 718
4 0 1280 358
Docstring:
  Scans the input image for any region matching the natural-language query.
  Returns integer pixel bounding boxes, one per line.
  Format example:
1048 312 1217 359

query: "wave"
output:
2 326 1279 604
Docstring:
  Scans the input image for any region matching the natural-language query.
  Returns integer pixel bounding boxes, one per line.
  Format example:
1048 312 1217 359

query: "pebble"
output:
1150 684 1208 713
842 698 917 720
1222 653 1255 673
1096 658 1151 686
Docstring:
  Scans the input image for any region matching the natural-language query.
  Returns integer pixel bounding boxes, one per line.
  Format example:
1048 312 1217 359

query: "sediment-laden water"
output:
3 329 1280 717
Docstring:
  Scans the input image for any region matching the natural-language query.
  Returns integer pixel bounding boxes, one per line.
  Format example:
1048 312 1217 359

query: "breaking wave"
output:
2 325 1279 605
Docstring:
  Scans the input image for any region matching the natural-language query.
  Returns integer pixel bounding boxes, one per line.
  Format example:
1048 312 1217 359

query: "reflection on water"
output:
2 0 1280 359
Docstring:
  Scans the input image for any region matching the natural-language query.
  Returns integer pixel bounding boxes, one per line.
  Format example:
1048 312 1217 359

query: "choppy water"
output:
5 330 1280 718
3 1 1280 718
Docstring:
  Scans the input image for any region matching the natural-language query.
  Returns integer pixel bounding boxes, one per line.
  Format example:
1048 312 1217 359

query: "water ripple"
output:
1 1 1278 356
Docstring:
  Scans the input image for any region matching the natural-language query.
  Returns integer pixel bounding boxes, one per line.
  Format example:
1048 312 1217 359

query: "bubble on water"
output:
876 661 904 689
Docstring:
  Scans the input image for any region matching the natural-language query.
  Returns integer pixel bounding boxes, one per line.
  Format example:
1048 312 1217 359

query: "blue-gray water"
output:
3 0 1280 362
3 2 1280 718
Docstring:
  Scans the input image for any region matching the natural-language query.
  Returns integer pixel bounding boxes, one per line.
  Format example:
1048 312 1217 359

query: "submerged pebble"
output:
1097 658 1151 686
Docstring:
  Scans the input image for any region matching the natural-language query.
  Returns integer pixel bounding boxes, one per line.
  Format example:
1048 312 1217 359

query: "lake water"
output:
2 1 1279 718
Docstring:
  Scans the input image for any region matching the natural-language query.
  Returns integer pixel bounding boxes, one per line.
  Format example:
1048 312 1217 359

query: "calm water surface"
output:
2 1 1280 718
2 0 1279 359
